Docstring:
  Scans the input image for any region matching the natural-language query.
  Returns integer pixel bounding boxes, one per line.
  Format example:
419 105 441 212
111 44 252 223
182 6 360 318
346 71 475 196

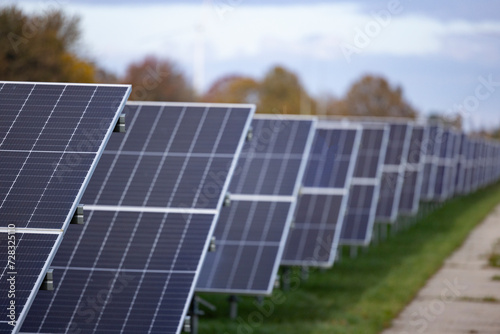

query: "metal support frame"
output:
113 113 126 133
71 205 84 225
301 266 309 281
281 267 291 292
228 295 239 320
350 245 358 259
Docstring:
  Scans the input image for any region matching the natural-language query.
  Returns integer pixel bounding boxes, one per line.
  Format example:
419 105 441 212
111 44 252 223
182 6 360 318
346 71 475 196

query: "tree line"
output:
2 5 497 136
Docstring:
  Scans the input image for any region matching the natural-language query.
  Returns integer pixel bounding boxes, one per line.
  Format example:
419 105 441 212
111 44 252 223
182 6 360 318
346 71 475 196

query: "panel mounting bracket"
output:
223 193 231 207
113 114 126 133
70 205 84 225
246 127 253 141
40 269 54 291
208 236 216 252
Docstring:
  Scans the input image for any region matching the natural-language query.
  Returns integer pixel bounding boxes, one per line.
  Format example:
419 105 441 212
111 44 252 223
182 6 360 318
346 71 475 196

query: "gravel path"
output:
382 204 500 334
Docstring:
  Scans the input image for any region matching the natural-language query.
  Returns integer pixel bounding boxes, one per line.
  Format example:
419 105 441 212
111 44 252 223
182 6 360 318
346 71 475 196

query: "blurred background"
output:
2 0 500 136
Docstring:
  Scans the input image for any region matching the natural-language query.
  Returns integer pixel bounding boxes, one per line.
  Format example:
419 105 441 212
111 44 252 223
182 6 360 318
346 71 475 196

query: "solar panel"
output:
454 133 467 194
486 140 499 185
484 141 493 185
196 115 316 295
281 121 362 267
22 102 254 333
420 124 440 201
398 124 428 215
478 140 489 188
340 123 389 245
441 129 461 200
430 127 458 201
375 122 413 222
462 136 477 194
420 124 458 202
0 81 130 332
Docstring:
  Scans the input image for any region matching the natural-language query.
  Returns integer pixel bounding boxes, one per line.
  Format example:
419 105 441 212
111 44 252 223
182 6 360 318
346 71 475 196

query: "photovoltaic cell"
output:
282 121 362 267
197 116 316 295
22 102 254 334
340 123 389 245
0 81 130 332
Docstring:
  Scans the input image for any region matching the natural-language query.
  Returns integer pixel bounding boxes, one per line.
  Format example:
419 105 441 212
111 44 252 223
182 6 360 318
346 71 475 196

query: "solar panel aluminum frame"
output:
281 121 363 267
197 114 317 295
94 101 255 333
340 122 389 246
0 81 132 334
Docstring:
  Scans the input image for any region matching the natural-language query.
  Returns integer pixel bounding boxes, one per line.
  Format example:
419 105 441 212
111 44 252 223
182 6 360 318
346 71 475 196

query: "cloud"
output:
9 1 500 66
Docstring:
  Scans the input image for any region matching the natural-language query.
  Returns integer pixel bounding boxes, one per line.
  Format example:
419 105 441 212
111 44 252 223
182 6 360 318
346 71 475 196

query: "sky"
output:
8 0 500 131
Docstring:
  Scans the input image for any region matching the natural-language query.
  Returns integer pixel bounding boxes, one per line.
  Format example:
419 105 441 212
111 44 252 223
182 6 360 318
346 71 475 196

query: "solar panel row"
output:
3 79 500 334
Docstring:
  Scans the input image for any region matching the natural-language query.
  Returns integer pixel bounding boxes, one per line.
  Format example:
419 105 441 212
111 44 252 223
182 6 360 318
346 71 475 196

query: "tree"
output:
428 113 463 130
0 5 95 82
258 66 314 115
123 56 195 101
202 75 259 104
491 128 500 140
333 75 417 118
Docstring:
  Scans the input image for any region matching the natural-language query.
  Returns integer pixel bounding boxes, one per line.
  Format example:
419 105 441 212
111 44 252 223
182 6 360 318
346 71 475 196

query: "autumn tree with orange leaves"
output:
333 75 417 118
0 5 97 83
202 75 259 104
123 56 195 102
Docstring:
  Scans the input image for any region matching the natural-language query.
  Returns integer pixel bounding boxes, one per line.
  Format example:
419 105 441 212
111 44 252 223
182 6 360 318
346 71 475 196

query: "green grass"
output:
198 181 500 334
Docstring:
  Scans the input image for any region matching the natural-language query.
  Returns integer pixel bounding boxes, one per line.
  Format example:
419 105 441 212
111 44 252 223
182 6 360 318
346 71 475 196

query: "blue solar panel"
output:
454 133 468 194
282 121 362 267
197 116 316 295
0 81 130 332
0 82 130 229
375 122 412 222
398 125 427 215
22 102 254 334
433 128 460 201
340 123 389 245
420 124 440 201
420 124 459 202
